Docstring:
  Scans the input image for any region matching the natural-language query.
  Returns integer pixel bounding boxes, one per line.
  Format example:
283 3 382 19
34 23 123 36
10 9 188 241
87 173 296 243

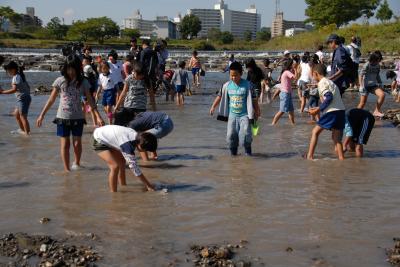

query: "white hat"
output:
283 50 290 55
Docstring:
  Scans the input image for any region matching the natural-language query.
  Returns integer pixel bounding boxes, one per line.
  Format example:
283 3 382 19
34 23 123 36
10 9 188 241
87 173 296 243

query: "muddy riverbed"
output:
0 71 400 266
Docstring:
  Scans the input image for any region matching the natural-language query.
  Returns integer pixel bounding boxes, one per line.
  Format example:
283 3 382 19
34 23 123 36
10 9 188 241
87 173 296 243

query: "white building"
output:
123 10 155 37
123 10 177 39
189 0 261 40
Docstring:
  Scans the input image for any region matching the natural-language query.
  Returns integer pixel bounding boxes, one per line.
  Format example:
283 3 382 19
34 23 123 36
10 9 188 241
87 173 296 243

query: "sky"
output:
2 0 400 27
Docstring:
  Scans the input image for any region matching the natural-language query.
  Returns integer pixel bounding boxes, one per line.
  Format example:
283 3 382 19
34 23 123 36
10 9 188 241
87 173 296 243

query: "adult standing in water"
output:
326 34 352 96
158 40 169 73
346 36 362 89
139 39 159 110
188 50 202 88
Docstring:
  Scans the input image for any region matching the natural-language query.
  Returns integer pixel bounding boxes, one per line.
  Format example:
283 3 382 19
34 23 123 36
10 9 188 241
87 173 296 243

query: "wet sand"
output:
1 72 400 266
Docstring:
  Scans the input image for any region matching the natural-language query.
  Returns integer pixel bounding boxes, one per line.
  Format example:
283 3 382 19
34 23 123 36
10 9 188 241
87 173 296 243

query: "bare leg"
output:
300 96 306 113
374 88 385 114
97 150 120 192
20 114 30 134
355 144 364 157
332 129 344 160
72 136 82 166
272 111 284 125
148 87 156 111
288 111 295 125
357 95 368 109
14 109 24 131
113 150 127 186
60 137 71 172
307 125 324 160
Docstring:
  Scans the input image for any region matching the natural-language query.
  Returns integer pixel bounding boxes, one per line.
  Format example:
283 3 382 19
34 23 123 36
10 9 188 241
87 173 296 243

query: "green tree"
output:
376 0 393 22
121 28 140 39
67 17 119 43
305 0 381 28
243 30 253 41
0 6 22 29
220 31 234 44
180 14 202 39
256 27 271 41
207 28 221 41
47 17 69 39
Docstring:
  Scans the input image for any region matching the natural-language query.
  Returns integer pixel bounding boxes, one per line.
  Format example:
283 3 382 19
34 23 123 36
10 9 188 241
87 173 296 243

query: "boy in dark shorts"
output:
306 64 346 160
343 108 375 157
93 125 157 192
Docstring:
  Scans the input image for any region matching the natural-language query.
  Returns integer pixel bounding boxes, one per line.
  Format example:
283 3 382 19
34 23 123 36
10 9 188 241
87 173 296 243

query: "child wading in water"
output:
188 50 201 87
37 55 104 172
209 62 260 156
171 61 190 106
306 64 346 160
115 62 148 126
357 51 386 117
1 61 31 135
272 59 297 125
93 125 157 192
96 61 116 125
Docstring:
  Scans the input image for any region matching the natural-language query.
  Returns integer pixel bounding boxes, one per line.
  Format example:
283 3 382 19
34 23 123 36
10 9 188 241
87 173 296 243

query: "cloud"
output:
63 8 75 17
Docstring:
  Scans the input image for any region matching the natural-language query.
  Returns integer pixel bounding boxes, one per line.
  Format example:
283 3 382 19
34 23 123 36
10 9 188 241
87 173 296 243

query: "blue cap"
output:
326 34 340 43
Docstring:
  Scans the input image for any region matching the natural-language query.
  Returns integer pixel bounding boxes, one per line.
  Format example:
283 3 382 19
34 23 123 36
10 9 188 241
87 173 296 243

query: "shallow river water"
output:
0 71 400 267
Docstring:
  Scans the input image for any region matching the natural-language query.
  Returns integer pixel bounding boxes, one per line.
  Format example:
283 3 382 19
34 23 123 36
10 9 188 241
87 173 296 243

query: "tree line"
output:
0 0 396 44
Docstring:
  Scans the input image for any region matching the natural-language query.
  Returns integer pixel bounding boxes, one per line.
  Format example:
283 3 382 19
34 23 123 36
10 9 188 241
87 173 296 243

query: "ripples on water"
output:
0 71 399 266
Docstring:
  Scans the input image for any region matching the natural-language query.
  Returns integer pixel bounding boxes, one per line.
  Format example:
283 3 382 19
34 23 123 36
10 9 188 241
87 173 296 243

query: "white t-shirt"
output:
93 125 142 176
299 62 311 83
318 77 345 113
316 51 324 63
108 61 123 84
99 73 115 90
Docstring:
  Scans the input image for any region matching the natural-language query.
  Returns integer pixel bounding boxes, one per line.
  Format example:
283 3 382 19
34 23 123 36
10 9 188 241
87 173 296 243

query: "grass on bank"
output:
0 22 399 53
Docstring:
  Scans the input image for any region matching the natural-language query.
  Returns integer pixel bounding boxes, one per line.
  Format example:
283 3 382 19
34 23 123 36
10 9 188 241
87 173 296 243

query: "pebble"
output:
39 217 51 224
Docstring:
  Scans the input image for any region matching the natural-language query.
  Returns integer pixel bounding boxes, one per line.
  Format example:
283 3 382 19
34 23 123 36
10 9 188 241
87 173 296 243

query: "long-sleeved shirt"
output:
93 125 142 176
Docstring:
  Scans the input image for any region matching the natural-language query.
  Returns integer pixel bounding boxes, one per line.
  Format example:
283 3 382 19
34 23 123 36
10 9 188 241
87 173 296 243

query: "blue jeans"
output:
147 116 174 139
226 115 252 151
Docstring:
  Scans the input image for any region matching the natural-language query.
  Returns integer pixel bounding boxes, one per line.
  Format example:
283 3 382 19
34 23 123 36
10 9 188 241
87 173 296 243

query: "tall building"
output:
271 12 305 38
189 0 261 40
154 16 177 39
123 10 155 37
2 7 42 32
123 10 178 39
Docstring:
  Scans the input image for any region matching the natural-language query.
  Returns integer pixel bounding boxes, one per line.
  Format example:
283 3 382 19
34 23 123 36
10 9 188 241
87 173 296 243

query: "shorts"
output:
54 119 85 137
318 110 345 130
359 85 380 96
17 94 31 115
298 80 309 97
279 91 294 113
175 85 186 93
114 107 146 126
147 116 174 139
115 82 124 91
192 67 200 75
92 136 111 151
348 110 375 145
102 89 117 106
309 95 319 108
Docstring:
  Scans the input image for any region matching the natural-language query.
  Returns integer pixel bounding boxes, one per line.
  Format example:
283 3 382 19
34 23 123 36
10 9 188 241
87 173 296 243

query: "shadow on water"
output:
156 182 213 192
252 152 299 159
141 163 186 169
0 181 30 189
156 154 214 161
159 146 226 151
363 150 400 159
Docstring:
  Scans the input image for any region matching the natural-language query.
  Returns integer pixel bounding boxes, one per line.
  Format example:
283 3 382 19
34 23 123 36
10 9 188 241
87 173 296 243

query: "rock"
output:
200 247 210 258
40 244 47 252
40 217 51 224
286 247 294 252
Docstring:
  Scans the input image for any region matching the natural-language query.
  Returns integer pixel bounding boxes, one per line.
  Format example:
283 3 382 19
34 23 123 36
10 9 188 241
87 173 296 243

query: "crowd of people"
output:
0 33 399 193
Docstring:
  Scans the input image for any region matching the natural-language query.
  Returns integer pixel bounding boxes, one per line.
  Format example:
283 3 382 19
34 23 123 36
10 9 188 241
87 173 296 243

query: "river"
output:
0 71 399 266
